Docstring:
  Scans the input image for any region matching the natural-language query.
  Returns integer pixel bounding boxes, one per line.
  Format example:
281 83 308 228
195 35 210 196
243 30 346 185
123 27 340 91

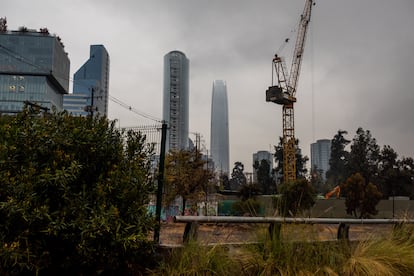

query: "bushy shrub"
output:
0 110 156 274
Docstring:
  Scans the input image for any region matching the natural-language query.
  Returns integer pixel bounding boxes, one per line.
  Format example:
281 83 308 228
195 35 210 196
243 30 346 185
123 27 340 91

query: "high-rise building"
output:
0 22 70 114
310 139 331 180
63 45 109 117
210 80 229 175
253 150 273 183
163 50 189 151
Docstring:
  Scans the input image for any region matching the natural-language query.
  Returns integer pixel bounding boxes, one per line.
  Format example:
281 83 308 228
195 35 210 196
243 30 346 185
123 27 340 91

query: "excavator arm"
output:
325 186 341 199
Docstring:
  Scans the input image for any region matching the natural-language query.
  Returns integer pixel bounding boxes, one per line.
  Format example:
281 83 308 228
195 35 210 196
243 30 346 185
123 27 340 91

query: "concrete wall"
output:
311 199 414 218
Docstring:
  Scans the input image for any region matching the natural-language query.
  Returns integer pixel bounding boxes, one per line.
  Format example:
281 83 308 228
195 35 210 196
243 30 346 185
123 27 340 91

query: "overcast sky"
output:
4 0 414 172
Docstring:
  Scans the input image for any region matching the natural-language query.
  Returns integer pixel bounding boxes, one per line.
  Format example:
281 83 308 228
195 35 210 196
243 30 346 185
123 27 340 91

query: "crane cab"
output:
266 85 296 105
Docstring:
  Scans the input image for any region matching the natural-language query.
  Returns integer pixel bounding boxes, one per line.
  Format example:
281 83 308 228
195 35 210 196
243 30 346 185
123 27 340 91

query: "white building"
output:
162 51 189 151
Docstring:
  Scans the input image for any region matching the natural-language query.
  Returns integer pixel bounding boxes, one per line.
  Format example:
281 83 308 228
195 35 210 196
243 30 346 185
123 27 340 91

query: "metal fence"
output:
121 124 163 155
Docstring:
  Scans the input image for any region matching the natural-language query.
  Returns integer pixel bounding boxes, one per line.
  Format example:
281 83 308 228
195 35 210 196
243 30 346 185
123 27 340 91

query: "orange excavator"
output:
325 186 341 199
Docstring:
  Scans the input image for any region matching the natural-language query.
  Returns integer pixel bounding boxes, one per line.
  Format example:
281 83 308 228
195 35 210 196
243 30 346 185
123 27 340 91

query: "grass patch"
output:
152 223 414 275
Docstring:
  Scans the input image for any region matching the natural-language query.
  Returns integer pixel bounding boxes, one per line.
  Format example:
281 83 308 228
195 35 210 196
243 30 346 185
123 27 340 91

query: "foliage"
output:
326 128 414 199
341 173 382 218
377 146 414 198
220 173 231 190
347 127 380 183
155 223 414 275
310 165 329 194
231 198 261 216
0 110 155 274
229 161 247 190
274 137 308 183
343 224 414 275
164 149 215 215
151 241 238 275
238 183 261 201
326 130 350 187
253 159 275 194
277 179 315 216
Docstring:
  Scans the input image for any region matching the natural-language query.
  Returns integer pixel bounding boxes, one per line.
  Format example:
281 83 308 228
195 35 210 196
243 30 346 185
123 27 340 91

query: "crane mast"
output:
266 0 314 183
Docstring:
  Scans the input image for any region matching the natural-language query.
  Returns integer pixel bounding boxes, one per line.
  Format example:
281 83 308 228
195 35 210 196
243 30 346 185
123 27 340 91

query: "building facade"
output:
63 45 109 117
253 150 273 183
310 139 331 180
162 50 189 151
0 24 69 114
210 80 229 175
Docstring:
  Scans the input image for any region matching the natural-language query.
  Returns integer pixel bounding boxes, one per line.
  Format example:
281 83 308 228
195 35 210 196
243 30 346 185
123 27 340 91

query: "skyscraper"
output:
310 139 331 180
210 80 229 175
0 21 69 113
63 45 109 117
163 50 189 151
253 150 273 183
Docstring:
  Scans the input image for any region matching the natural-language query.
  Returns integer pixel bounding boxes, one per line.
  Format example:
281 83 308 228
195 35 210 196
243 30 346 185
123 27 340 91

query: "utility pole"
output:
154 121 167 244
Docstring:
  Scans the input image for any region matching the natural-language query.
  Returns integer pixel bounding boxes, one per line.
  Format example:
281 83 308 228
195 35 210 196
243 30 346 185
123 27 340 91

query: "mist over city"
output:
3 0 414 173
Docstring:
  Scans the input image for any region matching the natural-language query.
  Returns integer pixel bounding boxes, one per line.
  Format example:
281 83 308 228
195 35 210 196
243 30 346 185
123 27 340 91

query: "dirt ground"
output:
158 222 393 246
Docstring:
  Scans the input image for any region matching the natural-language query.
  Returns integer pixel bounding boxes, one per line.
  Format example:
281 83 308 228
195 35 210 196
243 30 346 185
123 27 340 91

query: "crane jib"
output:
265 0 314 183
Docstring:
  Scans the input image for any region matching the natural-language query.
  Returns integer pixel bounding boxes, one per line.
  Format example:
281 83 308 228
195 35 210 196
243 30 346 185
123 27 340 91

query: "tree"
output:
277 179 315 217
310 165 327 194
396 157 414 198
238 182 261 201
274 137 308 183
0 110 155 274
377 145 399 198
347 127 380 184
220 173 231 190
253 159 275 195
164 149 215 215
229 161 247 190
326 130 350 187
341 173 382 218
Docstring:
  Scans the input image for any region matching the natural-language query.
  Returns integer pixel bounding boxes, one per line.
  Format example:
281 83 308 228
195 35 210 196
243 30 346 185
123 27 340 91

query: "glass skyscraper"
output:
210 80 229 175
163 50 189 151
311 139 331 180
0 26 70 113
63 45 109 117
253 150 273 183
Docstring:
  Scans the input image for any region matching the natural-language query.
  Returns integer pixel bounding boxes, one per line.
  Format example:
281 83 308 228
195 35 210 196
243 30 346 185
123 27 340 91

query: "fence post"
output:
154 122 167 243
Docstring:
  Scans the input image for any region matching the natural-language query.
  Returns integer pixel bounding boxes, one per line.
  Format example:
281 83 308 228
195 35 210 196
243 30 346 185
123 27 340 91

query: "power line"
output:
109 95 162 123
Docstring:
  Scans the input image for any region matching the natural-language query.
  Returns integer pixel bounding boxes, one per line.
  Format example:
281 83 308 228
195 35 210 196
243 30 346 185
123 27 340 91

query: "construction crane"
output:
266 0 314 183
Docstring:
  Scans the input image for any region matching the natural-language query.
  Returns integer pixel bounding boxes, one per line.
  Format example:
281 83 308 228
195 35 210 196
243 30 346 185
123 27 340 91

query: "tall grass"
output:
153 223 414 275
152 241 239 275
343 224 414 275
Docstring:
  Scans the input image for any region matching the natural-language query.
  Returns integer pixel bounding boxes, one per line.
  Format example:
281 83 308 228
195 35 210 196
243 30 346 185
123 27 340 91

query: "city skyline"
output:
3 1 414 171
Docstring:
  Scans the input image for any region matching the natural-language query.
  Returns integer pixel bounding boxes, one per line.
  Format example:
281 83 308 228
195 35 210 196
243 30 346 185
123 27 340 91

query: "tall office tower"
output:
0 21 70 114
163 50 189 151
63 45 109 117
310 139 331 180
210 80 229 175
253 150 273 183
